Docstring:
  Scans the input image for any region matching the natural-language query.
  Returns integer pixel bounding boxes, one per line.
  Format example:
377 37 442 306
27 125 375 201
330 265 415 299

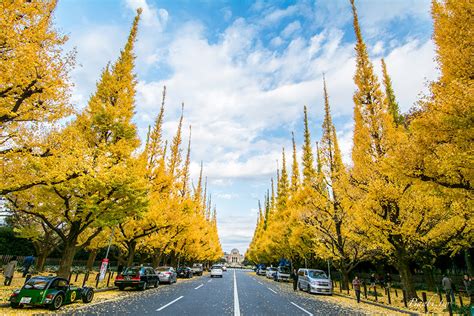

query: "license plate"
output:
125 276 131 280
20 297 31 304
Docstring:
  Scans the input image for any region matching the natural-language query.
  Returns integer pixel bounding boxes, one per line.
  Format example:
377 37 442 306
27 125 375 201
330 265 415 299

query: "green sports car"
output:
9 276 94 310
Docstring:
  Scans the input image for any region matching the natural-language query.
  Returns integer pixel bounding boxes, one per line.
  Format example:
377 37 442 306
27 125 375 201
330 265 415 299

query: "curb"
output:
95 286 117 293
332 292 419 315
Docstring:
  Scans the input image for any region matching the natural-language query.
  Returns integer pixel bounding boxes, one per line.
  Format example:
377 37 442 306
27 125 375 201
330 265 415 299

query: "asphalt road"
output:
71 269 364 315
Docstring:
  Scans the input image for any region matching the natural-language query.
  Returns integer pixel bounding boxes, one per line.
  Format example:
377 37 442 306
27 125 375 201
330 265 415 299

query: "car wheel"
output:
10 302 19 308
49 294 64 310
118 285 125 291
307 285 311 293
140 282 147 291
82 288 94 303
154 280 159 288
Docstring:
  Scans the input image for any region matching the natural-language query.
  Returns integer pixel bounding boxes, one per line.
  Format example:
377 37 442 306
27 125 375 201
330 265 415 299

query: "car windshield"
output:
279 267 290 273
23 277 50 290
308 271 328 279
123 267 141 276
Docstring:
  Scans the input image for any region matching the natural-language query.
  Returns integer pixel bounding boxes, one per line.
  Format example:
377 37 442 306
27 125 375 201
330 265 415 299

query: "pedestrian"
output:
352 276 362 303
291 268 298 291
442 274 455 304
463 274 473 305
22 255 35 277
4 256 18 286
385 272 392 289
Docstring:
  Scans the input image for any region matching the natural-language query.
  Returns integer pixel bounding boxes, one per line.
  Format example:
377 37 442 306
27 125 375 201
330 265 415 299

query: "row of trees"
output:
246 0 472 300
1 1 222 277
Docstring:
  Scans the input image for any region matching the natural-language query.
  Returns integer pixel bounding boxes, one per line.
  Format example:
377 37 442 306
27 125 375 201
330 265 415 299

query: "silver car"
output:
265 267 277 279
297 269 332 294
156 266 177 284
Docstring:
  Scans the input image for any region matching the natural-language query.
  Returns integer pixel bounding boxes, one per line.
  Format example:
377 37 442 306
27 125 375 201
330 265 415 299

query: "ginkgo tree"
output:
1 0 76 195
248 0 472 301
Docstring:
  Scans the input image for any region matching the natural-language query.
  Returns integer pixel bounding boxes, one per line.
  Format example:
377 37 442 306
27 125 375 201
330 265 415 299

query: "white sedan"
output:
210 265 223 278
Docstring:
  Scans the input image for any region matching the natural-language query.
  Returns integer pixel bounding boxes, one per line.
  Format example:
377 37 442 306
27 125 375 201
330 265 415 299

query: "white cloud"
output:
218 215 258 253
281 21 301 38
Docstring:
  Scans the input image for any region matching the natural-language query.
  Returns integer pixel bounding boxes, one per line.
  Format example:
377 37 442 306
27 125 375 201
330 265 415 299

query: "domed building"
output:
224 248 244 266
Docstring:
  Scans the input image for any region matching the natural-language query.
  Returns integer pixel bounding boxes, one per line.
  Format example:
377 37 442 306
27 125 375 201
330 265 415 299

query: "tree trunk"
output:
396 257 418 300
36 252 48 272
152 250 162 268
86 249 98 271
465 249 473 276
126 241 136 266
58 242 77 278
341 269 350 290
422 265 435 291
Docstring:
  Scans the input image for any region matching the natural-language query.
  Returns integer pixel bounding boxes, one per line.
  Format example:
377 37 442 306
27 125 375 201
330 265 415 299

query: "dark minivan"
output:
114 266 159 291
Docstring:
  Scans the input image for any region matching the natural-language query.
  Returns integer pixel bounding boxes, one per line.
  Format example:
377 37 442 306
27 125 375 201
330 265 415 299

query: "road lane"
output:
69 269 366 315
156 270 233 315
236 269 365 316
71 274 214 315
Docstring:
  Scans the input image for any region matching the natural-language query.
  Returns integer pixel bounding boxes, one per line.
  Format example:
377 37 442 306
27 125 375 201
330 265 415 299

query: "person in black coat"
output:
291 269 298 291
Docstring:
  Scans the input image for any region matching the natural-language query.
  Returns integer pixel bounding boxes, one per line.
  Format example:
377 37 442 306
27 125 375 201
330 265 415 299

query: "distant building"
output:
223 249 244 266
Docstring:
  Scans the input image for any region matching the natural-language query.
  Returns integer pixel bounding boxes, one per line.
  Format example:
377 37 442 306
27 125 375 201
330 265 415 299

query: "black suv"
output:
114 266 159 290
176 267 193 278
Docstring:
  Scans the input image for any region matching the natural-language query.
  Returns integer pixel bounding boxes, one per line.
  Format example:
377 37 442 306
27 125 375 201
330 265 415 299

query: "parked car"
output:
256 267 266 276
275 266 291 282
177 266 193 278
210 265 223 278
156 266 177 284
266 267 277 279
191 263 204 276
297 269 332 294
222 265 227 272
114 266 159 291
9 276 94 310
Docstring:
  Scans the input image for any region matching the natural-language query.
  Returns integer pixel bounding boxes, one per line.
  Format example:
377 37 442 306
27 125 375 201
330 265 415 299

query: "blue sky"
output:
54 0 437 253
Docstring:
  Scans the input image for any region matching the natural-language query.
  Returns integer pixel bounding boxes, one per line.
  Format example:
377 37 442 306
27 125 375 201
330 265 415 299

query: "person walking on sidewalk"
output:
352 276 362 303
291 268 298 291
22 255 35 277
442 275 456 304
4 256 18 286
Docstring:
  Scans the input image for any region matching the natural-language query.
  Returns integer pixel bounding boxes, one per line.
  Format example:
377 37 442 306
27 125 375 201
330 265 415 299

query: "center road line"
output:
267 287 277 294
233 269 241 316
194 284 204 290
290 302 313 316
156 296 184 312
258 281 263 285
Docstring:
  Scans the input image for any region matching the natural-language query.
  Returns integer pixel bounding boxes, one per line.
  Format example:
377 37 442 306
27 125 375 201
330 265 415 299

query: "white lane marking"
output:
194 284 204 290
208 279 212 283
156 296 183 311
267 287 277 294
258 281 263 285
233 269 241 316
290 302 313 316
